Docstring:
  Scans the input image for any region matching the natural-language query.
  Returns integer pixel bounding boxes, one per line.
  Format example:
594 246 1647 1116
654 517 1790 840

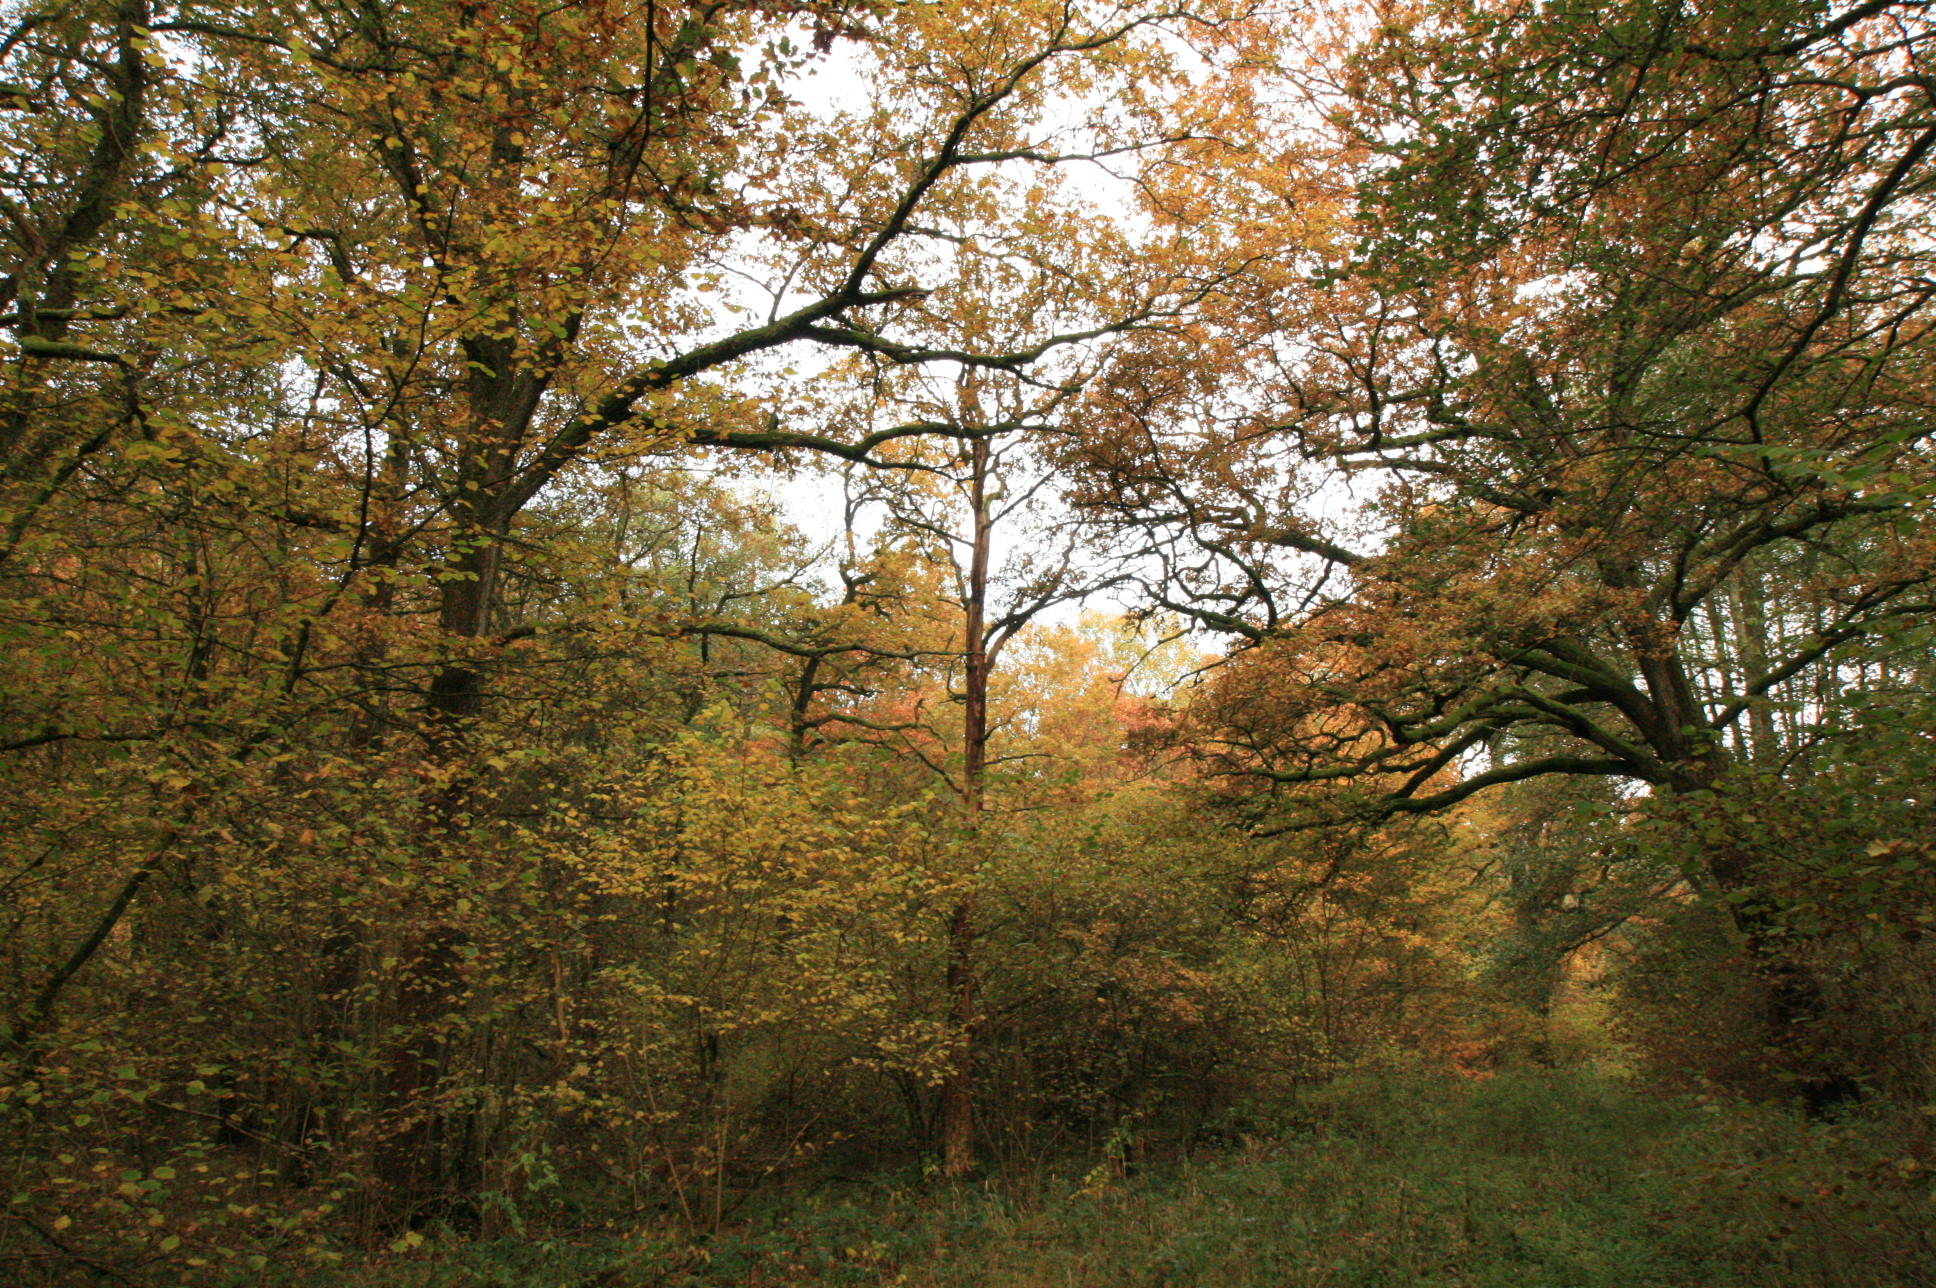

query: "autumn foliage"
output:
5 0 1936 1282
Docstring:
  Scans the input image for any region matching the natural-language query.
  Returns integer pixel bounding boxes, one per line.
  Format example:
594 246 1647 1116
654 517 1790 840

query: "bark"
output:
1673 750 1855 1112
789 654 824 762
373 334 540 1223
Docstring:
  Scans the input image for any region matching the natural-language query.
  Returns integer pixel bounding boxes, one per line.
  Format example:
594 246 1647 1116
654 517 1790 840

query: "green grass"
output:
334 1069 1936 1288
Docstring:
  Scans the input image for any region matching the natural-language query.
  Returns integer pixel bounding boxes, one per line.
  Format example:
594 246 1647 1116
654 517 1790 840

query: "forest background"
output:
6 0 1936 1283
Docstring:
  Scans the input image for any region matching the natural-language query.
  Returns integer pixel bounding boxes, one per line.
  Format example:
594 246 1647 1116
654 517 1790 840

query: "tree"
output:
806 362 1117 1174
1085 0 1936 823
1066 0 1936 1106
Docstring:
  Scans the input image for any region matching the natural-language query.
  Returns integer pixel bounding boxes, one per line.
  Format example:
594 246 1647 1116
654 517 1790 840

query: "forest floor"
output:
356 1067 1936 1288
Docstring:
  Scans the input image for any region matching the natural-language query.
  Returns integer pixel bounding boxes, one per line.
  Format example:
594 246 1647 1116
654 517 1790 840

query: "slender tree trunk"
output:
940 437 991 1178
3 848 164 1062
1728 557 1779 766
0 1 150 474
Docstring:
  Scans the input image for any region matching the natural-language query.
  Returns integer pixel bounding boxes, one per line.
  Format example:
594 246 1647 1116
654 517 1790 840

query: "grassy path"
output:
909 1074 1708 1288
681 1075 1696 1287
373 1071 1936 1288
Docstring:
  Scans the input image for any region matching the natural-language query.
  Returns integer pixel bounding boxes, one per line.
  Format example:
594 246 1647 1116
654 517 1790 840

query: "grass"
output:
316 1068 1936 1288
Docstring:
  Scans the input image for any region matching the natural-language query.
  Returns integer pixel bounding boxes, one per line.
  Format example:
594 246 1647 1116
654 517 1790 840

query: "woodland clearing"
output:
7 0 1936 1283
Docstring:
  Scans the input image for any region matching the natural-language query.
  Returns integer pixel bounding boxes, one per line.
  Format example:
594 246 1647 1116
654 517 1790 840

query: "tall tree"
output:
1072 0 1936 1106
832 365 1109 1174
1085 0 1936 820
0 0 1246 1042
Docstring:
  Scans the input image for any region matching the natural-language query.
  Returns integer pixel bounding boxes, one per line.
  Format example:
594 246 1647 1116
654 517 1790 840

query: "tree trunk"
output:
1728 557 1780 766
788 654 824 762
940 436 991 1178
373 345 537 1223
1677 756 1854 1113
1632 630 1850 1109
